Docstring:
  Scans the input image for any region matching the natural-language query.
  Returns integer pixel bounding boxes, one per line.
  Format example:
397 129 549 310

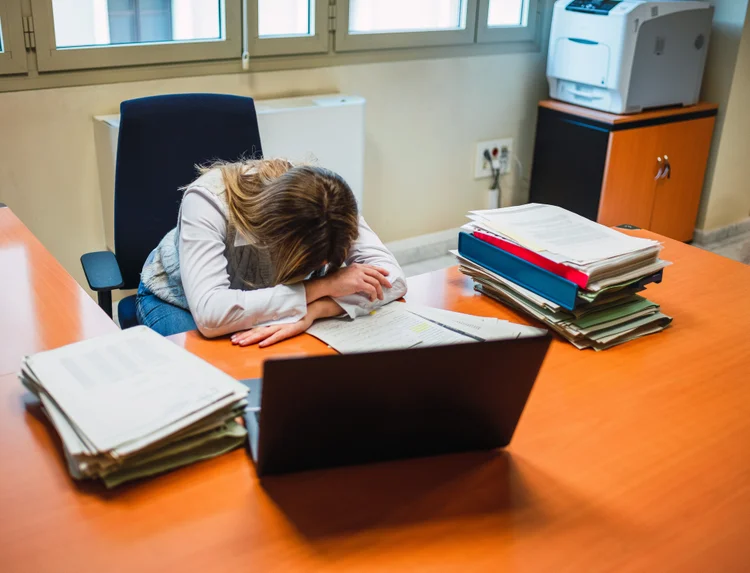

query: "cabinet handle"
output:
655 156 664 180
663 155 671 179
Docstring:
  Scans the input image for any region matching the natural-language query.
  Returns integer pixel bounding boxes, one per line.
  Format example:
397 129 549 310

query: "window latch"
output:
23 16 36 50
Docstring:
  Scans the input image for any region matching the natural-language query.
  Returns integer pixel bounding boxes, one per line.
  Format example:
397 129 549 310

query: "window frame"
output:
477 0 540 45
0 0 28 75
29 0 243 72
246 0 330 57
335 0 479 53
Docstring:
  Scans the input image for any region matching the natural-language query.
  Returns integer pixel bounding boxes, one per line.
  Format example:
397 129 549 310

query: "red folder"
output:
472 231 590 289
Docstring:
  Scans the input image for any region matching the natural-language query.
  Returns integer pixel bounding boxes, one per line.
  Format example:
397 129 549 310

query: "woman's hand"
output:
231 298 344 348
231 315 313 348
318 264 392 302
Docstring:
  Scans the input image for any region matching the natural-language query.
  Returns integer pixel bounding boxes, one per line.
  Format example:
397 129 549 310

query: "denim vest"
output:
140 168 275 309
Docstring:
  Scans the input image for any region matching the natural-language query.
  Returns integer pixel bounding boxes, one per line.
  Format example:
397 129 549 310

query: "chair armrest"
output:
80 251 124 318
81 251 124 291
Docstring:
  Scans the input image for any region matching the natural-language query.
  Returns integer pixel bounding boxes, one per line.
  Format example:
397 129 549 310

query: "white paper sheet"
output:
24 326 248 453
470 204 659 263
403 304 547 341
307 303 472 354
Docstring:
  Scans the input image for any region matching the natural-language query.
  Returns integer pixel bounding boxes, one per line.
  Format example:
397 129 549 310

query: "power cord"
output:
484 149 502 209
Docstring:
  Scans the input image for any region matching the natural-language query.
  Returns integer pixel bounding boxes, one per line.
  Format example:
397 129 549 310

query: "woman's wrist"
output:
307 297 344 321
304 276 331 304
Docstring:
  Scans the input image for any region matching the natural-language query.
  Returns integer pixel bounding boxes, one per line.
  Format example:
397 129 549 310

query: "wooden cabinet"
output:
648 118 716 241
529 100 718 242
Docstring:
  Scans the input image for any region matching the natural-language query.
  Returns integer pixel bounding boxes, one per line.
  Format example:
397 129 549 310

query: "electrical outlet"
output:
474 138 513 179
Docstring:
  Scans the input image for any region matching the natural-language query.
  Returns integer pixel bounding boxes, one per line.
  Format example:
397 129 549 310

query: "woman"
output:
136 159 407 347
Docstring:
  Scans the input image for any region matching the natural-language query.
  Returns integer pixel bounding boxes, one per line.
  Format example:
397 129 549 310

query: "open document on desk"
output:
306 302 546 354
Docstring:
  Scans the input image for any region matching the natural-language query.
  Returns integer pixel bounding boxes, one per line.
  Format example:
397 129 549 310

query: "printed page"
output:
471 204 658 263
308 303 472 354
585 259 670 291
308 304 422 353
26 326 248 453
403 304 546 340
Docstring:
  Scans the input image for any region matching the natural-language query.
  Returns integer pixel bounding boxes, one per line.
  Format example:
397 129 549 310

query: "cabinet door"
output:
649 117 716 242
598 125 661 229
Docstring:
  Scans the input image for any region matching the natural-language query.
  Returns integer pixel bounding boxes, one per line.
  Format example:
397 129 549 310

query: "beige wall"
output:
700 3 750 230
0 52 548 291
697 0 750 230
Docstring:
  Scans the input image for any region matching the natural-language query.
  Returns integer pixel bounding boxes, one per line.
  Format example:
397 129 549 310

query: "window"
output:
488 0 525 27
0 1 27 75
0 0 545 89
348 0 466 34
258 0 314 38
336 0 477 51
477 0 540 44
106 0 173 46
29 0 241 71
50 0 221 48
248 0 328 56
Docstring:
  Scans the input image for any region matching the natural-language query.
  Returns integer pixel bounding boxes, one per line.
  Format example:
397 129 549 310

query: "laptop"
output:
242 335 551 476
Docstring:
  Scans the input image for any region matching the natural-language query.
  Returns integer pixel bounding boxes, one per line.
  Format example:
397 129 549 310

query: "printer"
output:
547 1 713 114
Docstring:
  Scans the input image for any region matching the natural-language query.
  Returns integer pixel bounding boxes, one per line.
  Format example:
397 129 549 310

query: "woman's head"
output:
214 159 359 285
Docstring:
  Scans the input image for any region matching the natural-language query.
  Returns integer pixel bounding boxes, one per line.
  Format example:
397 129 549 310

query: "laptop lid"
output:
249 335 551 476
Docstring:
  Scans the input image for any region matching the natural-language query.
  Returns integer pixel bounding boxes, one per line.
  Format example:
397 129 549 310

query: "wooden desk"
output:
1 207 750 572
0 207 117 377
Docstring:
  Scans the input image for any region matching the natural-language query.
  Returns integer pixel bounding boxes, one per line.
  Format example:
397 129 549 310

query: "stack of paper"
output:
307 302 546 354
457 204 673 350
20 326 249 488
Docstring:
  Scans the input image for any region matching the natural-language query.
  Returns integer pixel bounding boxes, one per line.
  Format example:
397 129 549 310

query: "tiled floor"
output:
696 233 750 264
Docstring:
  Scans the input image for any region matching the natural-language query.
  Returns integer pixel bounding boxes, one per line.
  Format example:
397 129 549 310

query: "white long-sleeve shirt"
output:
178 188 407 338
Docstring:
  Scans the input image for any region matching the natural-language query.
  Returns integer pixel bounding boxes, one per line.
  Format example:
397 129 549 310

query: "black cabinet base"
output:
529 107 611 222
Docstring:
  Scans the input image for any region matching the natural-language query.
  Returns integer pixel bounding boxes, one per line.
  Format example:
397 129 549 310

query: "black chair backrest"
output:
114 93 263 289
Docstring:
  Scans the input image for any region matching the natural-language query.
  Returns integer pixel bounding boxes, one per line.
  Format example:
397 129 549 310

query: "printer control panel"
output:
566 0 623 15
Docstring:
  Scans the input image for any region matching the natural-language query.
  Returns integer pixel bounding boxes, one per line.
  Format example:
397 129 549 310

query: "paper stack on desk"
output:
307 302 546 354
19 326 249 488
456 204 673 351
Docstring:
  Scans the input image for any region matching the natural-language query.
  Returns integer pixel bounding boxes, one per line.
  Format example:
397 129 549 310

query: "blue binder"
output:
458 232 580 310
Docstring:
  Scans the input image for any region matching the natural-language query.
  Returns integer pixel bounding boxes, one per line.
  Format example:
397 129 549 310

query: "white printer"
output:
547 0 713 114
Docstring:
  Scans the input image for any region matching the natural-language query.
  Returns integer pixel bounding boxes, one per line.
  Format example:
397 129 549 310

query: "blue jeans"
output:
135 282 197 337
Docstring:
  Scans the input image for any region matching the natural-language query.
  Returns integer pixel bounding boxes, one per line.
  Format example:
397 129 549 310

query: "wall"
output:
0 52 548 291
699 3 750 231
697 0 750 230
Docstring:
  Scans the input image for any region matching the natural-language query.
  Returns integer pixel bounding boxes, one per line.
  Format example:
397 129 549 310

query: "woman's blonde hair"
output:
202 158 359 285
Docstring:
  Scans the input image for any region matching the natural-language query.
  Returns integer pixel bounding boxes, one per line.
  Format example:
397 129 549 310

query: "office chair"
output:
81 93 263 328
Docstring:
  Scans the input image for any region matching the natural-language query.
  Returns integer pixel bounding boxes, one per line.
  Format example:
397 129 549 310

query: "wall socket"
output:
474 138 513 179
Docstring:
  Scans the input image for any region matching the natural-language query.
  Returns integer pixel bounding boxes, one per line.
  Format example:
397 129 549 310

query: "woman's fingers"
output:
362 275 384 300
362 264 390 277
231 330 252 345
258 328 294 348
363 267 392 289
358 279 379 301
239 330 275 346
232 326 280 346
